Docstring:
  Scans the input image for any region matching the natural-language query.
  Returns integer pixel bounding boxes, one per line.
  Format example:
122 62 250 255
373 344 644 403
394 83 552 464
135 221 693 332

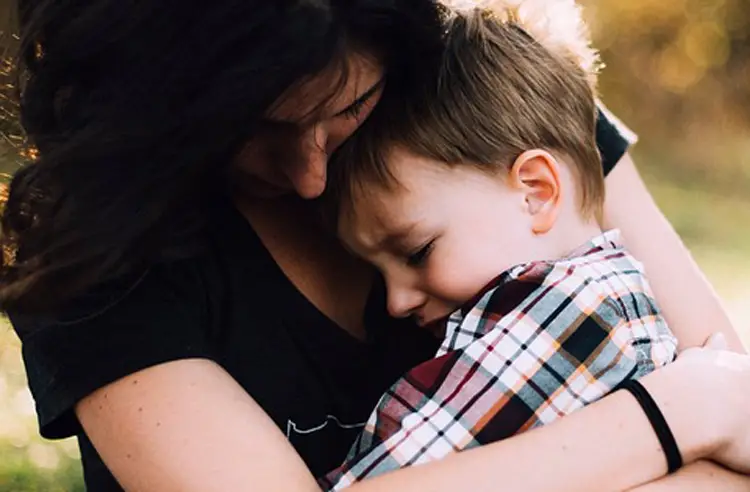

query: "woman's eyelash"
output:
407 240 435 267
342 100 366 118
340 80 383 119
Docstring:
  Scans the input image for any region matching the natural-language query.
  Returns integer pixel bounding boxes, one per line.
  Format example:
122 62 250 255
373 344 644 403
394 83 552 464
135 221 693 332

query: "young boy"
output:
320 1 678 489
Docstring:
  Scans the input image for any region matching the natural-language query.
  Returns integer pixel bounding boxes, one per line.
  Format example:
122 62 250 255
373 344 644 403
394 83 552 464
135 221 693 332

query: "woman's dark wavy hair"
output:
0 0 445 313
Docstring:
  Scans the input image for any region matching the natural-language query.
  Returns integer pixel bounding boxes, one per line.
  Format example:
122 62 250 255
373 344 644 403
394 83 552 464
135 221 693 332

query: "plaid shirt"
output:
321 230 678 490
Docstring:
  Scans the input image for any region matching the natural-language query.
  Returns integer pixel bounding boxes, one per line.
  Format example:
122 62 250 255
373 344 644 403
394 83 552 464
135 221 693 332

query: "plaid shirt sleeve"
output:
320 249 676 490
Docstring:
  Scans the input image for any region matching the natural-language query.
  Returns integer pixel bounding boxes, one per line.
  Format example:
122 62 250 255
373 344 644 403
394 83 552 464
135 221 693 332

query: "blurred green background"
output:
0 0 749 490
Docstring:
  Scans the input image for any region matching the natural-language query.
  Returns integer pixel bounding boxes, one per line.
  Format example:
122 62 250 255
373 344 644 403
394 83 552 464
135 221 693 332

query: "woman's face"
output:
234 52 385 199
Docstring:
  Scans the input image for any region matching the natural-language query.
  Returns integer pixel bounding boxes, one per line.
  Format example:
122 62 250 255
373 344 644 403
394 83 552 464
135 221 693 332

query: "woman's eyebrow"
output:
263 78 385 127
333 78 385 117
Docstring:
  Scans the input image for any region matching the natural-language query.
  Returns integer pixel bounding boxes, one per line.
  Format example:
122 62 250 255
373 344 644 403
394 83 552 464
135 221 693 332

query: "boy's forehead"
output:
339 187 410 249
375 147 444 189
338 151 452 236
340 188 392 236
337 149 467 250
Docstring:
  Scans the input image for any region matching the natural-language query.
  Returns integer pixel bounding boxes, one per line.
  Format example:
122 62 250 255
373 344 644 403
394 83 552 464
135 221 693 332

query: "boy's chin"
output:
418 313 452 338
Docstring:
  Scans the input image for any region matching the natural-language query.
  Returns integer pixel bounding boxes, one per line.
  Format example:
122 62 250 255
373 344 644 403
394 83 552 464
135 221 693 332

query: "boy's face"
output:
338 148 547 327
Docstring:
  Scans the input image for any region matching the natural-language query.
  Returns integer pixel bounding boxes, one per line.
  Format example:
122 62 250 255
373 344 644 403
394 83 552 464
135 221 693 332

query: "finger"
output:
704 332 728 350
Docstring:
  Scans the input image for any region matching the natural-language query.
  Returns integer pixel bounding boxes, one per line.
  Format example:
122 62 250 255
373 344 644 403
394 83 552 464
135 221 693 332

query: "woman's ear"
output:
508 150 562 235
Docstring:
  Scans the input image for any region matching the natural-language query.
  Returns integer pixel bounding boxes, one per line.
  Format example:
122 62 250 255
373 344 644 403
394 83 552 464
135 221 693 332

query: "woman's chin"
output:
235 175 293 199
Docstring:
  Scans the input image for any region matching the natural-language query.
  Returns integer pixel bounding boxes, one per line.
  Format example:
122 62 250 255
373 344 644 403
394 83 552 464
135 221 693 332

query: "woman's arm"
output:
77 347 750 492
348 343 750 492
77 359 320 492
628 461 750 492
602 152 745 352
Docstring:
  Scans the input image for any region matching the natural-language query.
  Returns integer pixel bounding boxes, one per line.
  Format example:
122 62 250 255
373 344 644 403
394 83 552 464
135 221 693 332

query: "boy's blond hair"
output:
444 0 600 85
326 0 604 224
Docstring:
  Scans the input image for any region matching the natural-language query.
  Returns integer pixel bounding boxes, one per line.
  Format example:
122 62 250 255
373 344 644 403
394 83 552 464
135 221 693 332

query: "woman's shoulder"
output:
9 257 219 437
12 195 269 332
595 102 638 175
8 200 279 439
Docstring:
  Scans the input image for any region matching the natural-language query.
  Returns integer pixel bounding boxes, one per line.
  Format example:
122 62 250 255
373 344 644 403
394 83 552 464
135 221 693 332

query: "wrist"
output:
637 362 724 466
618 380 683 473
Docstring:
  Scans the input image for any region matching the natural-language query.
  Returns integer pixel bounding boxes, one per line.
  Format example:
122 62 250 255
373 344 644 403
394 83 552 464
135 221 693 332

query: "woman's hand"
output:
678 333 750 472
628 333 750 491
628 460 750 491
640 332 750 474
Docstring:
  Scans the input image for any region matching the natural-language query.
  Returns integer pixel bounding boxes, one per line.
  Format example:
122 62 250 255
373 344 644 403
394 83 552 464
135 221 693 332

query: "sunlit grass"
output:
638 147 750 348
0 325 84 492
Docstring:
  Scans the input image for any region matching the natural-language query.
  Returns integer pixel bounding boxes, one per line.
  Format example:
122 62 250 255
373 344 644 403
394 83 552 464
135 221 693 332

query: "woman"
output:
2 1 749 491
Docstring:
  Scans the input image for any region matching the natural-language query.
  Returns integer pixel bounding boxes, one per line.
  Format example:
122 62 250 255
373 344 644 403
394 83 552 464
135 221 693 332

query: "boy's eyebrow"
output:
332 78 385 117
376 223 417 250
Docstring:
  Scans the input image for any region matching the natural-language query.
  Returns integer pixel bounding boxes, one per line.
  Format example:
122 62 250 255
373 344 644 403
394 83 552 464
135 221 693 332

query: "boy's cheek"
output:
424 261 489 307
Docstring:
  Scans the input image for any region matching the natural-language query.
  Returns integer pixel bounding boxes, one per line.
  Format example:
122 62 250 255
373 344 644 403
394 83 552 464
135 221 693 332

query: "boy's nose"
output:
386 284 427 320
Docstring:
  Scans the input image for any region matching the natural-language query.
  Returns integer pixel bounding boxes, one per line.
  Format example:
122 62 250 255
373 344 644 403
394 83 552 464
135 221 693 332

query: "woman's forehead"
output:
267 52 384 125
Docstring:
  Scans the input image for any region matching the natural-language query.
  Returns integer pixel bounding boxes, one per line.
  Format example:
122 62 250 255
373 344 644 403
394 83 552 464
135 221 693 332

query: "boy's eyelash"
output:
406 240 435 267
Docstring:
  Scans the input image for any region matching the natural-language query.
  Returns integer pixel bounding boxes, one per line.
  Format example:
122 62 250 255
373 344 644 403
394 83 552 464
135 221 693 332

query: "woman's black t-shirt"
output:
10 110 634 491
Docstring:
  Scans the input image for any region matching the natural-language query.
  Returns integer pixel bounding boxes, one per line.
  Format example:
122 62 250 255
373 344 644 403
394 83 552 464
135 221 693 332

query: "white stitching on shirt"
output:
286 415 366 437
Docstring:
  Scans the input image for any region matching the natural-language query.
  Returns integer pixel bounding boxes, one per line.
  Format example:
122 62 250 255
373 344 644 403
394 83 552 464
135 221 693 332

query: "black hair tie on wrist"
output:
618 379 683 474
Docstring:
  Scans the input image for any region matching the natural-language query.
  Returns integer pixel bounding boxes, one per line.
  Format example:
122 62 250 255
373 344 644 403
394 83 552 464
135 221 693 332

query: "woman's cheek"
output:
327 117 365 153
327 94 380 151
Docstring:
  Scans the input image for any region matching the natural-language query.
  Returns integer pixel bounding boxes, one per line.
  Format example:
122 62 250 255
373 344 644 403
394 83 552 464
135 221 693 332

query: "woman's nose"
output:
285 124 329 199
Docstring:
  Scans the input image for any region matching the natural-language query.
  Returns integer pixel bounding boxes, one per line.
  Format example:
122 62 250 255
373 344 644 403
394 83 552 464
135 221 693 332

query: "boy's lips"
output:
417 312 451 329
418 314 450 338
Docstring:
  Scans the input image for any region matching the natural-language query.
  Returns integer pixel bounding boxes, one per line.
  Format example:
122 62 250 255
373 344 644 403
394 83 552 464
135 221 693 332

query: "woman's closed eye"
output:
335 79 383 120
406 239 435 267
341 99 367 119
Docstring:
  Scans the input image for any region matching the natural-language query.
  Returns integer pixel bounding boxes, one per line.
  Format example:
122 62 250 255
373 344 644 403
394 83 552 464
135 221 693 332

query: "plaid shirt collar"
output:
441 229 623 353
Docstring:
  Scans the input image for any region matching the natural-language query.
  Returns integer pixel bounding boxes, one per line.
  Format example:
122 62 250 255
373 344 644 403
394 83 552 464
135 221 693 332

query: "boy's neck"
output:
545 215 604 260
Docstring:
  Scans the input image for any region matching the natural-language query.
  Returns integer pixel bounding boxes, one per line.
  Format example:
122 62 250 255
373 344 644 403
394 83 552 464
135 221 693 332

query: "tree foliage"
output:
584 0 749 139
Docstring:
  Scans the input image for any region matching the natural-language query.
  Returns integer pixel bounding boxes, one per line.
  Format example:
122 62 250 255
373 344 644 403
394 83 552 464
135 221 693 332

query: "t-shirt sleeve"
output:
596 102 639 176
10 260 216 439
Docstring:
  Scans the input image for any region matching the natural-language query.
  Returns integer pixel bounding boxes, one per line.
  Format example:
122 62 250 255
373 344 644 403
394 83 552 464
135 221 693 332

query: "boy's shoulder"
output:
444 230 640 350
441 230 676 365
452 230 651 333
527 229 652 305
455 230 638 316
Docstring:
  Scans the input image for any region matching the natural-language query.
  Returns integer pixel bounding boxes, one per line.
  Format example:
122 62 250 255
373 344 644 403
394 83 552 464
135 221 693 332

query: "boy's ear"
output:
508 150 562 235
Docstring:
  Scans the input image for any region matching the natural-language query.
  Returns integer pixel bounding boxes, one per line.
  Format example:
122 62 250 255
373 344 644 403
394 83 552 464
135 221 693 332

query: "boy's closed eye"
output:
406 239 436 267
